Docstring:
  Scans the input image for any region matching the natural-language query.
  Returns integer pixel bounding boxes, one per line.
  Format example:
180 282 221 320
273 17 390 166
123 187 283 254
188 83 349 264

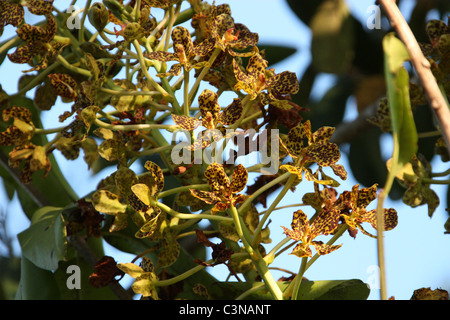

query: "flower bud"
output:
123 22 142 41
88 2 109 31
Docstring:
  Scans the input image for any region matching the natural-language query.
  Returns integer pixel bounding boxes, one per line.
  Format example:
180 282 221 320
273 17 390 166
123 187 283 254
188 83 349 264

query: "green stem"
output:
376 192 387 300
34 126 67 135
79 0 92 43
282 224 348 299
132 39 170 98
188 47 222 102
158 184 209 198
94 118 177 131
57 55 92 77
422 178 450 185
291 257 308 300
153 200 233 223
130 144 173 158
239 172 291 216
264 236 291 265
252 174 297 246
153 260 213 287
182 66 190 116
417 130 442 138
134 0 141 21
431 168 450 177
230 205 284 300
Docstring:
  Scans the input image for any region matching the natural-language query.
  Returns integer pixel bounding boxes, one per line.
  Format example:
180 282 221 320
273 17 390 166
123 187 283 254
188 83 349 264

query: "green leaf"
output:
17 206 67 271
15 257 61 300
209 279 370 300
383 33 418 193
295 279 370 300
309 0 355 74
258 44 297 66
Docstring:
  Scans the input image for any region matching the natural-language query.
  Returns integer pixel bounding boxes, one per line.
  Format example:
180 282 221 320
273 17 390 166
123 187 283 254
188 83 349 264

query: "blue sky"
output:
1 0 449 300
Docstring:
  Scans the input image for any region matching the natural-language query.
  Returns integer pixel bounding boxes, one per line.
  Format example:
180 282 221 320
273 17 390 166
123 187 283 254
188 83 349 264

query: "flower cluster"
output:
1 0 427 302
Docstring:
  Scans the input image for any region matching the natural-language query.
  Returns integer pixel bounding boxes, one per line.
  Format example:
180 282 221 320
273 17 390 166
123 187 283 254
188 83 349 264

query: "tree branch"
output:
379 0 450 157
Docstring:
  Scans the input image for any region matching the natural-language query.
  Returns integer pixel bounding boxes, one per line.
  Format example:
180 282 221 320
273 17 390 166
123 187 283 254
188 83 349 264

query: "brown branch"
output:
379 0 450 157
330 102 379 146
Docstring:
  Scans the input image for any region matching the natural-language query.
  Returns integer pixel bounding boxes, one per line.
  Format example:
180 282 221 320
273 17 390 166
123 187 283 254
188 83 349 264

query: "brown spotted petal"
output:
286 124 306 156
310 208 340 237
247 53 268 81
8 42 45 64
144 161 164 195
48 73 78 100
218 98 242 125
232 58 254 85
230 164 248 194
158 63 183 77
290 242 312 258
0 106 35 145
232 23 259 50
16 23 49 42
363 208 399 231
26 0 54 15
330 164 347 180
280 164 303 180
146 0 178 9
18 14 56 43
198 89 221 120
311 241 342 256
266 71 299 97
306 142 340 167
191 38 216 57
205 162 231 192
3 106 33 123
0 2 24 27
356 184 378 209
171 26 194 57
190 189 220 205
282 210 309 242
312 126 335 144
145 51 178 62
172 114 200 131
186 136 212 151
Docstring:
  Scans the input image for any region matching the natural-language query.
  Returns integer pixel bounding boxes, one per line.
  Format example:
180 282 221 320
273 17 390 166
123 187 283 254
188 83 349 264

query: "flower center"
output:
223 28 239 44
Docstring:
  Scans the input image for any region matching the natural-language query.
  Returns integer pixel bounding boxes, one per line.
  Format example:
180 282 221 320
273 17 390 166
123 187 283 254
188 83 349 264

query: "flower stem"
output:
153 200 233 223
239 172 291 216
188 47 222 102
78 0 92 43
251 174 297 246
182 66 190 116
153 260 213 287
158 184 209 198
291 257 308 300
132 40 172 101
94 118 177 132
422 178 450 185
282 224 348 299
230 205 284 300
